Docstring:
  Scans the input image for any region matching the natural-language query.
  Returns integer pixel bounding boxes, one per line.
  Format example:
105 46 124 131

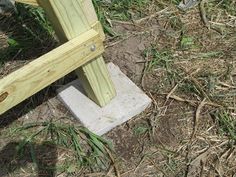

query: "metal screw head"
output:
90 44 96 51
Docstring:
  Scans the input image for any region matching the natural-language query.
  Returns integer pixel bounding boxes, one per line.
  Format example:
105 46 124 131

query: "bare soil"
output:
1 2 236 177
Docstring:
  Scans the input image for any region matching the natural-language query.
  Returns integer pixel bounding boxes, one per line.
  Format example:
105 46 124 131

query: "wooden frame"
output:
16 0 39 6
0 0 116 115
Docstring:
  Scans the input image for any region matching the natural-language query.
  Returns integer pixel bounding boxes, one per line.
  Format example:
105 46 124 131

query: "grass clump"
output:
93 0 150 21
211 110 236 143
12 121 113 173
0 3 56 64
180 36 195 50
143 47 173 72
133 123 150 136
144 46 182 86
216 0 236 15
92 0 151 36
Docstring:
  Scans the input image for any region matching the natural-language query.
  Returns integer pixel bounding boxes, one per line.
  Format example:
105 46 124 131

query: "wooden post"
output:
38 0 116 107
0 29 104 114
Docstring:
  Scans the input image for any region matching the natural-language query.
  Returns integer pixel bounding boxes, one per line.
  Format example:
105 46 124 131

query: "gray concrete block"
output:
58 63 152 135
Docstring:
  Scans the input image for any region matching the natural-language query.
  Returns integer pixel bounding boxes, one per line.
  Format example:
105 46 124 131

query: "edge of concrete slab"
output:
57 62 152 135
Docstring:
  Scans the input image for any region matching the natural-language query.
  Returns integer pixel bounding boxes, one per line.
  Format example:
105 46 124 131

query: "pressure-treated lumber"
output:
0 29 104 115
39 0 116 107
80 0 99 27
15 0 39 6
91 21 105 41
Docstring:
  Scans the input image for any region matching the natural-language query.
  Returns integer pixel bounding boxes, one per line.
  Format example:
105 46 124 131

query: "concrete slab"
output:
57 63 152 135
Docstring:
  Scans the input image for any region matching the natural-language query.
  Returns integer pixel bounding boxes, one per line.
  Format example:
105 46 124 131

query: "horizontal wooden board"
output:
0 29 104 115
39 0 116 107
15 0 39 6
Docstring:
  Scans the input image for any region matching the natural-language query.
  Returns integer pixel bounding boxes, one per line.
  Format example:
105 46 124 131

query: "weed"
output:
143 47 173 72
178 80 202 96
169 16 184 31
133 123 150 135
211 110 236 143
180 36 195 49
158 147 185 176
215 0 236 15
12 121 113 172
92 0 151 36
171 0 182 5
0 3 56 63
143 46 182 88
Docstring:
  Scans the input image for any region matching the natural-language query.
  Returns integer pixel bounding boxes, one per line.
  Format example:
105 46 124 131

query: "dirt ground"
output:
1 1 236 177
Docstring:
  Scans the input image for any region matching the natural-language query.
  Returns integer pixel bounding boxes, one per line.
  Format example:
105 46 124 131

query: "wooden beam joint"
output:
0 29 104 115
39 0 116 107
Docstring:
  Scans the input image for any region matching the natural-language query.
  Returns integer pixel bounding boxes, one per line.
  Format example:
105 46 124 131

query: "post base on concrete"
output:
58 63 152 135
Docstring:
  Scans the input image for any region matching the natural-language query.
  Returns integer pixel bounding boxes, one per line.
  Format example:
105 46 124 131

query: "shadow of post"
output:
0 141 57 177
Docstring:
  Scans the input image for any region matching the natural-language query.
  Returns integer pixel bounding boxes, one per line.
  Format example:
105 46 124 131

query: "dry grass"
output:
0 0 236 176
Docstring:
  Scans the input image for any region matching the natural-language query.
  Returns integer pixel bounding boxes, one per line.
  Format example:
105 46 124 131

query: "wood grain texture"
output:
80 0 98 25
15 0 39 6
91 21 105 41
39 0 116 107
75 57 117 107
0 29 104 114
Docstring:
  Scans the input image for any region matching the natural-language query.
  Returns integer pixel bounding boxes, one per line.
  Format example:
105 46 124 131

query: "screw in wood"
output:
90 44 96 52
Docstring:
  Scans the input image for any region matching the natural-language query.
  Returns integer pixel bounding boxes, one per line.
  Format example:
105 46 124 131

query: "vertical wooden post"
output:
38 0 116 107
